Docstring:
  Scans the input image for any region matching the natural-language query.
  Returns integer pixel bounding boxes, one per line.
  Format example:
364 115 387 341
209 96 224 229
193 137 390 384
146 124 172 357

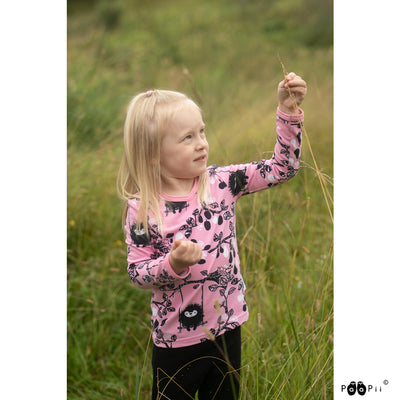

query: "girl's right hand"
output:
169 239 202 275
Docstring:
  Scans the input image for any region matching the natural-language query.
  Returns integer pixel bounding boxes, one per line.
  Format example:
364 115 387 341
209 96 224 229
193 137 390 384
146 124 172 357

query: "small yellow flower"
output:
113 240 123 247
69 220 76 226
214 299 221 315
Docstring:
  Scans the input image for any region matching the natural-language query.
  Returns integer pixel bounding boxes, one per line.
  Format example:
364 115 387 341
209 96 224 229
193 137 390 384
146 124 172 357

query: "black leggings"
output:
152 327 241 400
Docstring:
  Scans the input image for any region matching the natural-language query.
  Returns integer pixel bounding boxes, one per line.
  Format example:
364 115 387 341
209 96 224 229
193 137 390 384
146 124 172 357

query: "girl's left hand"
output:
278 72 307 114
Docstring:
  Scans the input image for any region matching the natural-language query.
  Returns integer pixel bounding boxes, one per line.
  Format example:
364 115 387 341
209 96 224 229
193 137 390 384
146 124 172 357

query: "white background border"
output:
1 0 399 398
334 0 400 397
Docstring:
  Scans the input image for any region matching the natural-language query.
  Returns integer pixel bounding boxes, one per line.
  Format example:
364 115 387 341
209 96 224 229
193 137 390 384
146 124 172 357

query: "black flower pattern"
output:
228 169 248 196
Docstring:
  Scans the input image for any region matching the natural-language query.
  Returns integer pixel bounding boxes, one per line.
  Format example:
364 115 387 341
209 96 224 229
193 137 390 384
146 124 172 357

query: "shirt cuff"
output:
277 107 304 122
165 254 191 280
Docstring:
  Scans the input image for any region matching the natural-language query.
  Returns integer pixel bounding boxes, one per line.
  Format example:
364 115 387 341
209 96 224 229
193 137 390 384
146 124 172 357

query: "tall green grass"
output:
68 0 333 398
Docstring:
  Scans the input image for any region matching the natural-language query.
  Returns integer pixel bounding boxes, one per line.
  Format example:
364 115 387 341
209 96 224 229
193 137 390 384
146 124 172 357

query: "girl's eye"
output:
183 135 192 141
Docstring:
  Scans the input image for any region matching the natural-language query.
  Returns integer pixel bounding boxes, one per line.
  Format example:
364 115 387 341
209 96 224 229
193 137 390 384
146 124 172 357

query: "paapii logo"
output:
343 381 367 396
341 380 389 396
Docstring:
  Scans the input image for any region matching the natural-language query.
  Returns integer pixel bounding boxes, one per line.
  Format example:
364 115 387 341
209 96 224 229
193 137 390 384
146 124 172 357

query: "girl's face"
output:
160 100 209 193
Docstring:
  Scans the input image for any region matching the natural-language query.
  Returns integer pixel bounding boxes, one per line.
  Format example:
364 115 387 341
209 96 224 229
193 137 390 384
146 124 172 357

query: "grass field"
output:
67 0 333 398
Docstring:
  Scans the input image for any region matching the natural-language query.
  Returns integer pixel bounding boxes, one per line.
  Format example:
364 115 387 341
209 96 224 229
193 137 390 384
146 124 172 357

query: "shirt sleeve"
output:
209 107 303 198
125 203 190 290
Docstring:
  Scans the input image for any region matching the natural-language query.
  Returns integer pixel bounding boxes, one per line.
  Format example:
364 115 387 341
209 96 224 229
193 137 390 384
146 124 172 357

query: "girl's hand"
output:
278 72 307 114
169 239 202 275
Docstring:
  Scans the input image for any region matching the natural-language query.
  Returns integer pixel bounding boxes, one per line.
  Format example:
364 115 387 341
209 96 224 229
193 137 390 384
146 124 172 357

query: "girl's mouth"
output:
194 154 207 162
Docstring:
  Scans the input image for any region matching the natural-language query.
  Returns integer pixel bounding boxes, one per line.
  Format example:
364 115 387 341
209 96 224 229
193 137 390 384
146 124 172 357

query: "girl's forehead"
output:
157 100 203 142
167 100 203 128
175 100 202 119
171 99 200 115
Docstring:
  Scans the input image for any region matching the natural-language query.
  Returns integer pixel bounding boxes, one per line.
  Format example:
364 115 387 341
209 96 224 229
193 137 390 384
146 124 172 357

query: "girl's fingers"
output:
289 86 307 96
284 73 306 88
284 72 297 86
286 72 296 80
286 78 306 88
171 239 181 251
185 241 202 262
171 240 202 264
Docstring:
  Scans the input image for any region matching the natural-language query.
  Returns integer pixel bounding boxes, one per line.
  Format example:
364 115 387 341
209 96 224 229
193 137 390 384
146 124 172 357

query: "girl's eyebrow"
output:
182 123 205 135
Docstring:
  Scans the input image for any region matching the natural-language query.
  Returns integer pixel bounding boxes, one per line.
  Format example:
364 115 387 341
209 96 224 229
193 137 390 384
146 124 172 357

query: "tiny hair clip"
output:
146 90 154 97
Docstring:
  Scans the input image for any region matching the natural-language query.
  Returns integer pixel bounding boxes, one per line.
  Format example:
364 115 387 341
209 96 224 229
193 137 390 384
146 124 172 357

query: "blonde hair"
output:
117 89 210 236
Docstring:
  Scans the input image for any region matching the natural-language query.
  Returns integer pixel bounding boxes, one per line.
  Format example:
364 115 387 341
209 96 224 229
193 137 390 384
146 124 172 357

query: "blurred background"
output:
67 0 333 398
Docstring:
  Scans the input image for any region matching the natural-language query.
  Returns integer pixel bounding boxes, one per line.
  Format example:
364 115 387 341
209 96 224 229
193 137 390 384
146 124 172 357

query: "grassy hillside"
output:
67 0 333 398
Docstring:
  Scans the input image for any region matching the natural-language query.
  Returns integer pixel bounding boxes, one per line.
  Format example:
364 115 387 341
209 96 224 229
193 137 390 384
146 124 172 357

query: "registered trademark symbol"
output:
383 380 389 385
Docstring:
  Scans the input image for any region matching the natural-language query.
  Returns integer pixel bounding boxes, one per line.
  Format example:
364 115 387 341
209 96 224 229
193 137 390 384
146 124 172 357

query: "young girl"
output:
118 72 307 399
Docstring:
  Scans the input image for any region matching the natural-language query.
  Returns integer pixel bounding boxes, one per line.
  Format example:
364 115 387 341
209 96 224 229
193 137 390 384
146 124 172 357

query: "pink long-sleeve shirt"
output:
125 108 303 348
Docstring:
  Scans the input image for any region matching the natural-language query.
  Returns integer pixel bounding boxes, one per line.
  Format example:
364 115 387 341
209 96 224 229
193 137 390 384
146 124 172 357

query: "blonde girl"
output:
119 73 307 399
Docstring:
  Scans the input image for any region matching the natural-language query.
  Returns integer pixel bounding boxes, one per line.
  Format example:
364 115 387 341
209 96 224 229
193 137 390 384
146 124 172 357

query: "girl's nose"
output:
196 135 207 149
